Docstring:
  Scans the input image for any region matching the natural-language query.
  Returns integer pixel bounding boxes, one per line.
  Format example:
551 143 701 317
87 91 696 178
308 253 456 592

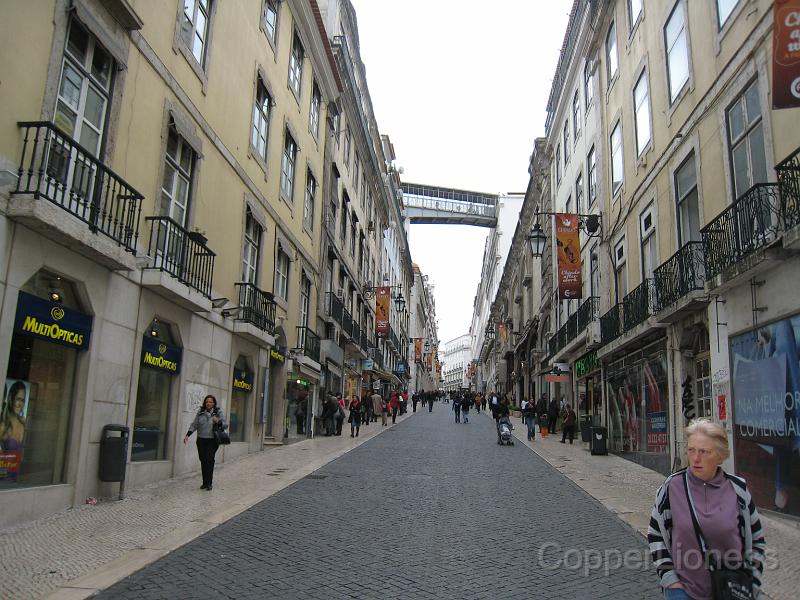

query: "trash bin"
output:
99 424 129 482
580 415 593 442
590 426 608 456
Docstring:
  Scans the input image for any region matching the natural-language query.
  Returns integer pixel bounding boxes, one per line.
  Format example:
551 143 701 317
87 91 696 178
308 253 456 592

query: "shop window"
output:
286 376 311 439
694 355 712 418
132 319 182 462
3 271 89 487
230 356 253 443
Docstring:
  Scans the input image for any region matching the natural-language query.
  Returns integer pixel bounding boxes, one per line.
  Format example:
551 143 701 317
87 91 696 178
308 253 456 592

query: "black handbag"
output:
682 472 755 600
213 422 231 445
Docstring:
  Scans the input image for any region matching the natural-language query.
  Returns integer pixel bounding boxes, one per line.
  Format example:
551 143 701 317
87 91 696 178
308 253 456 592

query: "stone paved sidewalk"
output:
500 412 800 600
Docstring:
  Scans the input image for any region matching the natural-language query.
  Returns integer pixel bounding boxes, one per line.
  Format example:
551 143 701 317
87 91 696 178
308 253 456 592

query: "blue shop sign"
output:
141 336 182 374
13 291 93 351
233 370 254 392
396 362 406 375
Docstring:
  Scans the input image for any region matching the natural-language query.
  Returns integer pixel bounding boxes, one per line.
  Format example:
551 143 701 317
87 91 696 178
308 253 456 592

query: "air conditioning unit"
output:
336 288 344 298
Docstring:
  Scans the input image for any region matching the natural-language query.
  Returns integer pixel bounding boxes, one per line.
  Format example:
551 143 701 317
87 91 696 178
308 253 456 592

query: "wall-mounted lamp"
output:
528 211 602 258
149 319 160 337
211 297 228 309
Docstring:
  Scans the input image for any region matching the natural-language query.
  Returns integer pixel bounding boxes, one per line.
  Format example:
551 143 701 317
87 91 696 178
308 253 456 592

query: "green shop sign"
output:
574 350 599 379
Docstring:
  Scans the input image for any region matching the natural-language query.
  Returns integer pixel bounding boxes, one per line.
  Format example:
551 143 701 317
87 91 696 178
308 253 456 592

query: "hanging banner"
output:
375 286 390 338
556 213 582 300
414 338 422 361
497 321 507 344
773 0 800 109
426 352 433 371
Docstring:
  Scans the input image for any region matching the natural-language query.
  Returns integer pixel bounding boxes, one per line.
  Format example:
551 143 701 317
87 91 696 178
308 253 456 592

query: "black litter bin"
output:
99 424 129 482
580 415 593 442
590 426 608 455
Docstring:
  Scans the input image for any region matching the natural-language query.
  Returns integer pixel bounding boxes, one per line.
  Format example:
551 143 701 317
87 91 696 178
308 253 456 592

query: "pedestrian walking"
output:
389 392 400 424
412 392 419 413
370 390 382 425
322 394 337 436
522 398 536 441
183 394 227 491
648 419 766 600
561 405 576 444
294 394 307 435
348 396 362 437
547 397 559 434
453 394 461 423
428 393 434 412
461 394 471 423
536 395 548 432
335 394 346 436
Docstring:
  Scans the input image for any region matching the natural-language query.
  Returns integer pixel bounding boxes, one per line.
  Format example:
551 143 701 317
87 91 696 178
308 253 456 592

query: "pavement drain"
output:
304 474 328 480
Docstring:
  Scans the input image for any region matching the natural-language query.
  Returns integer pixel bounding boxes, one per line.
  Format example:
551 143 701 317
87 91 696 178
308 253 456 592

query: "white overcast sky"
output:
349 0 572 344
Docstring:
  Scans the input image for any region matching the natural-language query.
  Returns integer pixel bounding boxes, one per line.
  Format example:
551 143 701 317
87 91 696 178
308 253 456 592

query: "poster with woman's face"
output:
3 379 30 423
1 379 30 480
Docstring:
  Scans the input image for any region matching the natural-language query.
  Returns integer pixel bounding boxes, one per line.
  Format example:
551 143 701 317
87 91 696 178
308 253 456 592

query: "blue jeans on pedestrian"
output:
454 407 461 423
463 410 469 423
526 416 536 440
665 587 694 600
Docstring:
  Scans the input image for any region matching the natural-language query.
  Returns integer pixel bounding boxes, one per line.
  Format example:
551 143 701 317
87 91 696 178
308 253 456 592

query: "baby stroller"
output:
497 417 514 445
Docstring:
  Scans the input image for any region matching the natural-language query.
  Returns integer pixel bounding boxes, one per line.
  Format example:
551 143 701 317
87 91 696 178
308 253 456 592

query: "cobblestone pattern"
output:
97 406 661 599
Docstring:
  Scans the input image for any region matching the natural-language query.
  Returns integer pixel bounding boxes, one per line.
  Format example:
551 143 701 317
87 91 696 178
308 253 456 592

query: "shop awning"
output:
370 366 400 385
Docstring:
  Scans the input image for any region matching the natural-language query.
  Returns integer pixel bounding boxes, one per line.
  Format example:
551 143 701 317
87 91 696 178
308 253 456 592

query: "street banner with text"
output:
414 338 422 361
773 0 800 109
556 213 582 300
375 286 389 338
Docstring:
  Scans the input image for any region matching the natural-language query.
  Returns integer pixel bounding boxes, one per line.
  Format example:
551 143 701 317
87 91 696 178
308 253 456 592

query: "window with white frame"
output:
288 34 304 97
675 152 701 244
614 238 628 299
572 90 581 141
180 0 212 67
587 146 597 207
344 130 351 167
262 0 278 45
633 70 651 156
242 208 261 284
281 130 297 200
251 77 272 162
161 127 195 229
726 79 767 198
563 121 570 164
556 144 562 185
610 120 623 194
309 83 321 138
565 195 572 215
299 273 310 329
628 0 643 30
717 0 739 30
584 60 594 107
275 245 289 299
665 1 690 103
303 170 316 231
606 21 618 83
575 172 584 214
640 206 657 279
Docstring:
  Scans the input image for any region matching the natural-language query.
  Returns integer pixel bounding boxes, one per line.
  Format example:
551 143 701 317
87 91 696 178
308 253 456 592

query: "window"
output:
565 195 572 215
610 120 623 194
288 34 304 97
572 90 581 140
556 144 562 185
303 170 316 231
575 173 584 214
606 21 618 83
242 208 261 284
350 215 356 257
340 196 347 242
180 0 212 66
590 244 599 297
665 1 690 103
275 245 289 299
563 122 570 164
309 83 321 138
281 130 297 201
640 206 657 280
587 146 597 207
675 152 701 244
695 354 712 417
162 127 195 228
628 0 643 30
633 71 651 155
717 0 738 29
584 60 594 107
726 79 767 198
614 238 628 299
343 130 351 167
353 155 360 197
262 0 278 45
300 273 311 329
251 78 272 162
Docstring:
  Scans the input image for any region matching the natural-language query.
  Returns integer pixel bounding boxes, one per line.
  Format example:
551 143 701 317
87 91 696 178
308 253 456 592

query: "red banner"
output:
414 338 422 361
497 321 507 343
773 0 800 109
375 286 389 338
426 352 433 371
556 213 582 300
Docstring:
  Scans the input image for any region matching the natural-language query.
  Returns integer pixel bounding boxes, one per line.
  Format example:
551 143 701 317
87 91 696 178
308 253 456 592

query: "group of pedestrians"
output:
448 391 481 423
317 389 411 438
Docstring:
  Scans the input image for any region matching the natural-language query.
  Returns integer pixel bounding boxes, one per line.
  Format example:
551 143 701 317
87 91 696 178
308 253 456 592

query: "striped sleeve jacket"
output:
647 468 767 596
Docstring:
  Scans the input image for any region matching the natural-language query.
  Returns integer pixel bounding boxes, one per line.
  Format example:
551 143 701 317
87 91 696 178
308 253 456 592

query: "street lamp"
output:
527 211 602 258
528 223 547 258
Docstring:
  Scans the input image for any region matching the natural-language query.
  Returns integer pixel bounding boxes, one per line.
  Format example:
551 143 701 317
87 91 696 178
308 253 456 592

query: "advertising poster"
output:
1 379 31 481
730 314 800 515
375 286 390 338
497 321 507 344
414 338 422 362
555 213 582 300
772 0 800 109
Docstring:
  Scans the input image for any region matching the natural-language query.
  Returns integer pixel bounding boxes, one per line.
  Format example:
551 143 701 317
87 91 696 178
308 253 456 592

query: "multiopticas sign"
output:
21 315 85 346
13 291 92 351
141 336 182 374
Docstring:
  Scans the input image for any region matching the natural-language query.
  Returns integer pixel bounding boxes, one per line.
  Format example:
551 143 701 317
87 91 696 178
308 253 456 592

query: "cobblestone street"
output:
96 407 660 599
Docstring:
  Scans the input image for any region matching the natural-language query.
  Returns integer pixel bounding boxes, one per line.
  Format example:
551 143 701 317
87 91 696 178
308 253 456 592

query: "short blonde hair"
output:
685 418 730 460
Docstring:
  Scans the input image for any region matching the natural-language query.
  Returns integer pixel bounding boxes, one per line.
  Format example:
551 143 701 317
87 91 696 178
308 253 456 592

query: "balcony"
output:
652 241 707 321
295 326 321 365
776 146 800 245
351 322 362 350
142 216 215 311
550 296 599 357
233 283 276 346
324 292 344 326
9 121 142 271
702 183 784 287
341 307 353 339
600 303 623 346
623 278 656 332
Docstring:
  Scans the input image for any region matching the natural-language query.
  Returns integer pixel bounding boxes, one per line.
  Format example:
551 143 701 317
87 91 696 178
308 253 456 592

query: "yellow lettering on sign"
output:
233 379 253 391
143 352 177 371
22 315 84 347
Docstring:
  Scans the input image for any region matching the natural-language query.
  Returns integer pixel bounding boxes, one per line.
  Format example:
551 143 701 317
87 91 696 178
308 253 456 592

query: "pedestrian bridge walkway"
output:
401 182 498 227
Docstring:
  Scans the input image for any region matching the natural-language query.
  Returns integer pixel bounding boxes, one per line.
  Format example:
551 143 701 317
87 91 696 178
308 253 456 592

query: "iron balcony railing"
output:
296 326 320 364
653 242 705 312
361 329 370 353
623 278 656 332
352 322 362 347
389 326 401 351
548 333 559 357
776 145 800 231
577 296 599 331
236 283 276 333
145 217 215 297
600 303 623 346
702 183 782 280
551 296 598 356
325 292 344 325
14 121 143 252
341 307 353 338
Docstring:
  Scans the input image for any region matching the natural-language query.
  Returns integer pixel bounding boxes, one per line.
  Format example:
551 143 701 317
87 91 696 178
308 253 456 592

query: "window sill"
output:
247 146 270 182
279 192 294 215
176 43 209 95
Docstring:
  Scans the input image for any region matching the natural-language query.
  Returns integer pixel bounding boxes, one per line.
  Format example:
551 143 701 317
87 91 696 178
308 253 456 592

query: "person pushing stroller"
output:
495 398 513 445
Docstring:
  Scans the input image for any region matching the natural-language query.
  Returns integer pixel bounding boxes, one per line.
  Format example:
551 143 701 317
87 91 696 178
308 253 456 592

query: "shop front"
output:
2 278 92 488
230 357 254 444
285 374 314 441
604 338 671 475
574 350 602 426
